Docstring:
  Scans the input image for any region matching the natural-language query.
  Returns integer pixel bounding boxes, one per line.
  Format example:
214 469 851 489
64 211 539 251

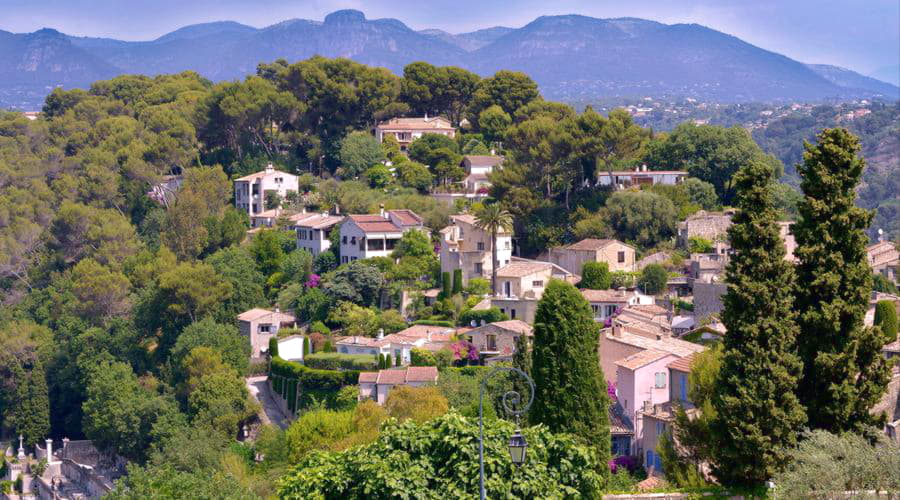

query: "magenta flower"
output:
305 273 321 288
607 380 617 400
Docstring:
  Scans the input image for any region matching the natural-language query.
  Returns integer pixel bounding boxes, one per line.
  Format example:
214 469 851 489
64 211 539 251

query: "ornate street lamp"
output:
478 366 534 500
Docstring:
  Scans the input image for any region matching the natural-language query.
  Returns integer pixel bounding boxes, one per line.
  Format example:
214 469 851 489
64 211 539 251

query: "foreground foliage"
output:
277 412 604 499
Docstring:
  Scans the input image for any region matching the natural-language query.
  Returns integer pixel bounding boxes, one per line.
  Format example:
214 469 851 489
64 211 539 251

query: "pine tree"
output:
530 279 610 469
8 359 51 447
793 128 891 433
708 159 806 486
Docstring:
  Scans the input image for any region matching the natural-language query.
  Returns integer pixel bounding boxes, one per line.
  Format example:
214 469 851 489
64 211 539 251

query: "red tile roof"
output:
667 354 696 373
615 349 673 370
463 155 504 168
581 289 629 303
564 238 620 251
388 209 423 226
376 369 408 385
375 116 454 131
405 366 439 383
358 372 378 383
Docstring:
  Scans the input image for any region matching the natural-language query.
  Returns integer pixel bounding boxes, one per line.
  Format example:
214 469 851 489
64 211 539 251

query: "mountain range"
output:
0 9 897 110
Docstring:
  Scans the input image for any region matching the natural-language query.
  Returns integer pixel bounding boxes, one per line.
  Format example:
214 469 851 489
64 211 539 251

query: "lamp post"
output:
478 365 535 500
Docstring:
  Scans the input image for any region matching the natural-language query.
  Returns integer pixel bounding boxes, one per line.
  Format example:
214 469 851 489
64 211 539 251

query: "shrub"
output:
384 386 449 423
464 278 491 296
580 261 612 290
249 360 269 376
610 271 638 289
410 348 436 366
458 307 509 327
440 271 451 298
434 349 454 370
268 337 279 358
874 300 898 342
309 321 331 335
304 353 378 372
334 386 359 411
688 236 714 254
451 269 463 295
638 264 668 295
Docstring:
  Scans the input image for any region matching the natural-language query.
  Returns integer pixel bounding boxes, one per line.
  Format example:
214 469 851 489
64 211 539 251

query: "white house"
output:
234 163 299 216
339 208 425 264
461 155 504 193
237 308 297 358
491 259 579 323
439 214 512 284
597 165 687 188
358 366 440 405
290 211 344 256
336 325 454 365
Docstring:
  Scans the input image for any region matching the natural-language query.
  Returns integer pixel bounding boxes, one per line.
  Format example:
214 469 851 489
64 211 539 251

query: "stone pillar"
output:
45 438 53 463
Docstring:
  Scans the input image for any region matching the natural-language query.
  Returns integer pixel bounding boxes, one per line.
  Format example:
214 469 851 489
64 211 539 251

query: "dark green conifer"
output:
709 158 806 486
530 279 609 469
793 128 891 433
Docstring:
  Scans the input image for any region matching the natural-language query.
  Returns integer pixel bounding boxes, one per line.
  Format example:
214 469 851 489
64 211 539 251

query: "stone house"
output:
234 163 299 216
237 308 297 358
339 208 425 264
374 116 455 151
581 289 656 323
358 366 439 404
868 241 899 283
464 320 532 359
439 213 513 285
599 323 705 385
677 210 733 248
490 259 577 323
547 238 636 274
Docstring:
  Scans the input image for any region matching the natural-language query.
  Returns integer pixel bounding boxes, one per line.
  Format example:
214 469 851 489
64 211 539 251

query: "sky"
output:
1 0 898 81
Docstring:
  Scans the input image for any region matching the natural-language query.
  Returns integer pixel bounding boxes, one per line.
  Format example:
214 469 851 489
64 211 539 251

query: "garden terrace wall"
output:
269 356 360 414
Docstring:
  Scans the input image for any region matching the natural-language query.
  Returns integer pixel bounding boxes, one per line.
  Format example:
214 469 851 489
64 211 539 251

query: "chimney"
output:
274 307 280 313
379 204 386 219
377 328 384 340
612 324 622 338
45 438 53 463
642 163 648 172
265 162 274 174
301 206 307 214
656 333 663 341
334 203 340 215
642 400 652 413
480 319 486 326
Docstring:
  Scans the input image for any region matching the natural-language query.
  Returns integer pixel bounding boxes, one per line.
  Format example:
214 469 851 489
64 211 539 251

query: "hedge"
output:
458 307 508 327
270 356 361 414
411 319 455 327
304 353 378 371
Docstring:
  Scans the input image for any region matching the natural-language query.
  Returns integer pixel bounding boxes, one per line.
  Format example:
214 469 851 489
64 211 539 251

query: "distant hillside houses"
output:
339 207 425 263
234 163 298 216
439 213 513 285
596 165 687 188
374 116 455 151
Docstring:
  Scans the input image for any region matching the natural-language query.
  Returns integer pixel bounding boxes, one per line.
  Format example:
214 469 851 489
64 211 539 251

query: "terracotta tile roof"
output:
291 213 344 229
235 168 295 182
388 209 423 226
667 354 696 373
564 238 620 251
349 214 388 223
615 349 674 370
375 116 454 131
405 366 439 383
237 308 296 323
376 369 409 385
358 372 378 383
353 220 403 233
630 304 668 316
605 329 706 358
465 173 489 182
336 336 382 347
463 155 504 168
394 325 455 339
581 289 630 303
484 320 533 335
496 261 552 278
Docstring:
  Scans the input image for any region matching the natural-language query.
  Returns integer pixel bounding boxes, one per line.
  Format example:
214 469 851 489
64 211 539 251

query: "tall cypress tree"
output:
708 159 806 486
793 128 891 433
8 359 51 447
531 279 610 469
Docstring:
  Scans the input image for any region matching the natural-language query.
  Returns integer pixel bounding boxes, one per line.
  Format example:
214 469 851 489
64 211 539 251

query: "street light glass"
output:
508 430 527 466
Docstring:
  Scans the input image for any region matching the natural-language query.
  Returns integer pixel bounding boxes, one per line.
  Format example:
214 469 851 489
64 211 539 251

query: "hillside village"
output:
0 55 897 498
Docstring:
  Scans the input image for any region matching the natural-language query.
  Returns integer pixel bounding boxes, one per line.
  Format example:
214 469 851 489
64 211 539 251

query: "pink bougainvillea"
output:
451 340 480 363
607 380 617 400
305 273 321 288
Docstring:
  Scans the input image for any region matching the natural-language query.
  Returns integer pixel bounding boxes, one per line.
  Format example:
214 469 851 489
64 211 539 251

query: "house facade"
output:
374 116 455 151
465 320 533 359
491 260 577 324
234 164 299 216
336 325 455 366
439 214 513 284
677 211 734 248
461 155 503 193
582 289 655 323
358 366 440 404
868 241 899 283
599 324 705 384
291 212 344 256
548 238 636 274
276 335 306 362
597 166 687 188
615 349 679 459
339 208 425 263
640 355 698 473
237 308 297 358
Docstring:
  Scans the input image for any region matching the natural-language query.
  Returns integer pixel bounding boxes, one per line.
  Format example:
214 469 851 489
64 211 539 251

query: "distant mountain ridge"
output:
0 9 897 109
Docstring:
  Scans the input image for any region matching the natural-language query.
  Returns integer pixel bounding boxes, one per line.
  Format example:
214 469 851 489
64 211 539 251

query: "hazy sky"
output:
1 0 898 78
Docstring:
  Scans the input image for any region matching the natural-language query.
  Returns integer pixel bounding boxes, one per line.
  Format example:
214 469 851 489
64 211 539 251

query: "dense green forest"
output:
0 56 895 497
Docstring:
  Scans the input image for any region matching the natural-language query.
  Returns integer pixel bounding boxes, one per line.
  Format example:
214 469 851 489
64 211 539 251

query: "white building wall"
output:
278 337 306 362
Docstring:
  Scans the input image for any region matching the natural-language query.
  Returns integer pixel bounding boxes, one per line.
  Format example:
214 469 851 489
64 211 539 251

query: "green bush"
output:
268 337 279 358
410 348 436 366
639 264 668 295
610 271 638 289
579 261 612 290
874 300 898 342
304 353 378 371
249 360 269 376
452 269 463 295
310 321 331 335
270 356 359 391
688 236 714 254
458 307 509 327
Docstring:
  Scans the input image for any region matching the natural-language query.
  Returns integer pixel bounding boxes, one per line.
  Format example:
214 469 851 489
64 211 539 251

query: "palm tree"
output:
474 203 513 296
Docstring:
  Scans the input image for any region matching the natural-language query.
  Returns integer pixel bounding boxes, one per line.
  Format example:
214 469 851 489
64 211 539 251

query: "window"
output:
341 256 349 264
367 239 385 251
275 177 282 183
385 238 399 250
340 347 348 353
532 280 544 288
655 372 666 389
504 281 512 297
592 304 600 314
510 309 517 319
350 236 356 245
656 422 665 435
474 262 483 274
259 325 271 333
342 236 347 244
477 242 485 251
505 241 511 250
618 251 626 263
486 334 497 351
